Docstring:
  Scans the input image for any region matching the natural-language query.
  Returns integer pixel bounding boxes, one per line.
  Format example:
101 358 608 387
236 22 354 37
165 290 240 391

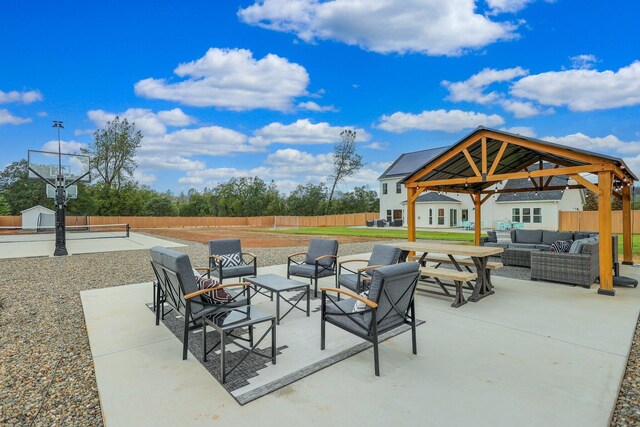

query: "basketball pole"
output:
53 120 68 256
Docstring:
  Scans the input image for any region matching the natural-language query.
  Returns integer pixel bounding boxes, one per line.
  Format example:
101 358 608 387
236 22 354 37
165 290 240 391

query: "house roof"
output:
401 192 460 204
378 146 447 180
21 205 54 214
495 163 568 202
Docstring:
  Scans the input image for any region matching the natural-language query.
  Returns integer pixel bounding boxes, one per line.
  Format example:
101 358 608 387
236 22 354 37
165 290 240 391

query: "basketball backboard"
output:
46 184 78 199
28 150 91 183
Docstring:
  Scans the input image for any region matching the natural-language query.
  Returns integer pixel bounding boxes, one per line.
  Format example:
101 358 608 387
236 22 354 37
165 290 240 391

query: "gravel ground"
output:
0 237 638 426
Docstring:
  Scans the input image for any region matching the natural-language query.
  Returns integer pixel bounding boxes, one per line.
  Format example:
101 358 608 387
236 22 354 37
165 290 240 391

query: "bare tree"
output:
328 129 364 204
83 117 142 191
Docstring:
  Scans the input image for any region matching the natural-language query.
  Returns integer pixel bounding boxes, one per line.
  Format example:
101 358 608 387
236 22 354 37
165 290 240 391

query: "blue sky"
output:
2 0 639 194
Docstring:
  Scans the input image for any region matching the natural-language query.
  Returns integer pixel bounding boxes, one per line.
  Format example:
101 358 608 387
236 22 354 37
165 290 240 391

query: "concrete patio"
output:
82 254 640 427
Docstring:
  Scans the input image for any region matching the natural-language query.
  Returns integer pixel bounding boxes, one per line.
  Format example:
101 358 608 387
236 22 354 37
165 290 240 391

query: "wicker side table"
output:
502 248 541 268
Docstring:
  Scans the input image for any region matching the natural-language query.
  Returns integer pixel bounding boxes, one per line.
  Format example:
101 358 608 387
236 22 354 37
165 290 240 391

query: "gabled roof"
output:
378 146 447 180
401 192 460 204
21 205 54 214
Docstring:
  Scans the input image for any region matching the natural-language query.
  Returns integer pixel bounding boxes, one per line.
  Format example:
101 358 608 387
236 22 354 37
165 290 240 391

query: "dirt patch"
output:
140 227 382 248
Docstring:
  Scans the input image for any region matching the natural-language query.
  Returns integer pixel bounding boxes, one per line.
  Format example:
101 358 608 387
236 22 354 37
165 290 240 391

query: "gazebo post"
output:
597 171 614 296
622 184 633 265
474 191 481 245
407 187 416 242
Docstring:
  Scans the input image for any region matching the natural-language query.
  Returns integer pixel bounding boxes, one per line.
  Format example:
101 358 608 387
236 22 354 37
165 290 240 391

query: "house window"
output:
522 208 531 223
533 207 542 223
450 209 458 227
461 209 468 222
386 210 392 222
438 208 445 225
382 183 387 195
396 182 402 194
429 209 433 225
512 208 520 223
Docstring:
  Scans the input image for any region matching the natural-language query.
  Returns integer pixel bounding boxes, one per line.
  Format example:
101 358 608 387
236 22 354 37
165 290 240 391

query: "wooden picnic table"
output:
384 241 504 302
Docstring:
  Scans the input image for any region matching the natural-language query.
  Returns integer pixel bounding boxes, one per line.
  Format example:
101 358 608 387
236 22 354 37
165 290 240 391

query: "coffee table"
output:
202 305 276 384
246 274 310 324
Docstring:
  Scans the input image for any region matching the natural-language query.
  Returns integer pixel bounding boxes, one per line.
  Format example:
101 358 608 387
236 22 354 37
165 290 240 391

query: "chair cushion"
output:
219 264 254 279
305 239 339 266
496 231 513 244
542 231 575 245
515 229 543 244
569 238 588 254
368 244 401 267
289 263 335 278
209 239 241 257
338 273 360 292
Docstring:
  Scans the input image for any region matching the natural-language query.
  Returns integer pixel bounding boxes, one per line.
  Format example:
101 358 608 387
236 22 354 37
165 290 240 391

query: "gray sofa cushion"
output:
515 229 543 244
569 238 589 254
305 239 339 266
508 243 540 249
574 231 596 240
368 244 401 267
535 244 552 250
542 231 574 245
486 231 497 243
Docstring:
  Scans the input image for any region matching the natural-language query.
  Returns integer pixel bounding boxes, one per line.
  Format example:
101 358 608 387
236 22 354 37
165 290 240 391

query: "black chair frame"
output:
287 253 338 297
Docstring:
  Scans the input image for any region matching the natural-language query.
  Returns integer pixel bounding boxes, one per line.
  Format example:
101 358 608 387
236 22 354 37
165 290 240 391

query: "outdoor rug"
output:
148 290 424 405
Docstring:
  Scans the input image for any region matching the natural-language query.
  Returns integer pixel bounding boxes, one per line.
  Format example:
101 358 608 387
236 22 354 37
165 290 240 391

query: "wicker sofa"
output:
530 239 600 287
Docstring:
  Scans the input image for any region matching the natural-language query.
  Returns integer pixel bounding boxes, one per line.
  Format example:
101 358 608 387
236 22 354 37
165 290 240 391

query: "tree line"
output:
0 118 378 217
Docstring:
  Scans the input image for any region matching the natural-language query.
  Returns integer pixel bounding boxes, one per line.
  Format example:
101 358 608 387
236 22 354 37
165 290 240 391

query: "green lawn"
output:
264 226 640 257
265 226 481 242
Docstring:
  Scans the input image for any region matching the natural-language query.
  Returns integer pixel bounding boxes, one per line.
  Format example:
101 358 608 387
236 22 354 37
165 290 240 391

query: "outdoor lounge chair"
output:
150 246 250 360
287 238 339 297
208 239 257 283
321 262 420 376
337 244 402 295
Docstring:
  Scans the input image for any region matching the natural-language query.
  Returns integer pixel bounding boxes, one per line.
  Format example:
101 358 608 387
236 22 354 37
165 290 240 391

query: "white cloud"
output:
37 111 48 117
500 99 550 118
133 170 157 185
511 61 640 111
0 109 31 125
297 101 338 112
443 67 528 104
485 0 534 14
377 109 505 133
250 119 370 145
134 48 310 111
0 89 43 104
136 155 205 171
542 133 640 155
238 0 519 56
500 126 536 137
41 140 87 154
364 142 388 150
88 108 195 136
569 54 598 70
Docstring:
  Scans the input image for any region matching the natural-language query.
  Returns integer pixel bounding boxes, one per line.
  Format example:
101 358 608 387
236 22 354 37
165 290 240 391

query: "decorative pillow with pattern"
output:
495 231 512 244
194 274 233 304
352 291 370 313
219 252 242 267
551 240 573 253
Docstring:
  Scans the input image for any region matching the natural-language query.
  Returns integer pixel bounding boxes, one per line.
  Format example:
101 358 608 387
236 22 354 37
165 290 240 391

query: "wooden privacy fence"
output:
0 212 379 229
559 210 640 233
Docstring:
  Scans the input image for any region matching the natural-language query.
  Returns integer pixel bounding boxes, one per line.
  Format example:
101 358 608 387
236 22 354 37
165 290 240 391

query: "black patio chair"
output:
337 244 401 295
208 239 257 283
287 238 339 297
150 246 251 360
321 262 420 376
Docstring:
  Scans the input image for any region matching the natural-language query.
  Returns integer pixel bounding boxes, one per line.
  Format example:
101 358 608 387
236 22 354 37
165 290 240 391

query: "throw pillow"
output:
551 240 573 253
219 252 242 268
487 231 497 243
352 291 370 313
496 231 512 244
194 274 233 304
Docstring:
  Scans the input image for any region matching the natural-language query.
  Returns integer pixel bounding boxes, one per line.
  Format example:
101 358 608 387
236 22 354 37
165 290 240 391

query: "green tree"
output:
0 193 11 215
330 186 379 214
145 195 179 216
327 129 363 205
583 190 622 211
286 183 328 215
83 117 142 191
0 159 52 214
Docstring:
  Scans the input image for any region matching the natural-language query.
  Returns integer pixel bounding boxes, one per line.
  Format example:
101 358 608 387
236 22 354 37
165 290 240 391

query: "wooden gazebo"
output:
402 127 637 296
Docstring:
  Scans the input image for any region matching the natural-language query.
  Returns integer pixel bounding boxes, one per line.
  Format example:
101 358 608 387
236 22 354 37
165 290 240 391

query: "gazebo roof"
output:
402 127 636 193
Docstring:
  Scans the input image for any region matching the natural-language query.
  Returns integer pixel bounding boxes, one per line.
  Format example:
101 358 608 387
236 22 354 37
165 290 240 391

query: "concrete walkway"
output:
82 256 640 427
0 231 183 258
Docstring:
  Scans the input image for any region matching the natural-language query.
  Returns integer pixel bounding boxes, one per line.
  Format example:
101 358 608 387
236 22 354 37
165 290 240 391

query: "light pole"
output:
52 120 67 256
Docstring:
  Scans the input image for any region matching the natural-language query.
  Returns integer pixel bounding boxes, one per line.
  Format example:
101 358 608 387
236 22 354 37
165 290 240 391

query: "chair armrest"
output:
321 287 378 308
193 267 211 272
241 252 257 259
338 259 369 265
209 255 223 261
358 264 382 273
184 283 251 300
288 252 307 259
